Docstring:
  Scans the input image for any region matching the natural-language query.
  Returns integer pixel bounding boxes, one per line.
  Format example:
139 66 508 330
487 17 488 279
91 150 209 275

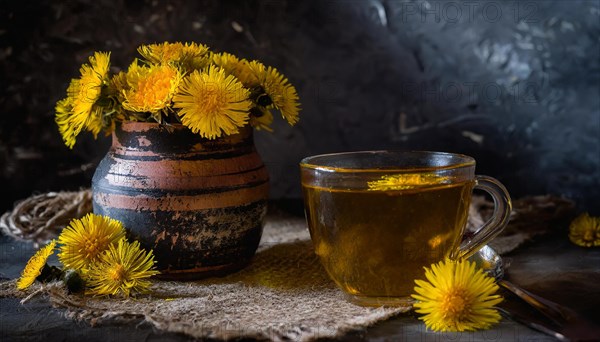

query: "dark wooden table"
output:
2 210 599 341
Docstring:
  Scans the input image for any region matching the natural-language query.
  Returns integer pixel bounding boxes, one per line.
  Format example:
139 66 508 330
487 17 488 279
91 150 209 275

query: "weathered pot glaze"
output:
92 122 269 279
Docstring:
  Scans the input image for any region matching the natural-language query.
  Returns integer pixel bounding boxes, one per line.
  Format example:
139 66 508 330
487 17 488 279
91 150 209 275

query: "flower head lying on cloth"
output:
86 239 159 297
569 212 600 247
17 240 57 290
17 214 158 297
57 213 126 271
412 258 503 332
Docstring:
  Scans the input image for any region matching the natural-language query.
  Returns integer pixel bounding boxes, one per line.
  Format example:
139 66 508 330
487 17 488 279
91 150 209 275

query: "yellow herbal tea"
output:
302 179 474 299
300 151 512 307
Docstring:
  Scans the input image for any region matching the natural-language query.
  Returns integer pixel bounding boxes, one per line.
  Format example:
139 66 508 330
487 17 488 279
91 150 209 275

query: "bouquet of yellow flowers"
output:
55 42 301 148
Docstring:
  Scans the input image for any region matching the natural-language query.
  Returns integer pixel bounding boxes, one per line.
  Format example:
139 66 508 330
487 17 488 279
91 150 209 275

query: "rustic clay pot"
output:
92 122 269 280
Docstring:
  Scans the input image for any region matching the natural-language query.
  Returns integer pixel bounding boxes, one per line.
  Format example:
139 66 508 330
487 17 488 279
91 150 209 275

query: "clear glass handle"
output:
452 175 512 260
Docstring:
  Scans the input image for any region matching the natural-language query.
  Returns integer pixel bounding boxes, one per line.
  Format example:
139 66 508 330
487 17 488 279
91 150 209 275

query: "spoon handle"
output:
500 279 574 326
500 279 600 341
496 307 568 342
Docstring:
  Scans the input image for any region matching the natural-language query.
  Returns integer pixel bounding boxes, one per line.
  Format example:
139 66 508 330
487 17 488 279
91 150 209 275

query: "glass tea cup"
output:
300 151 511 307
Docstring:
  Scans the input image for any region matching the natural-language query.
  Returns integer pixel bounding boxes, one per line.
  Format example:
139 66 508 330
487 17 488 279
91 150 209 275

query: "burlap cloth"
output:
0 192 575 341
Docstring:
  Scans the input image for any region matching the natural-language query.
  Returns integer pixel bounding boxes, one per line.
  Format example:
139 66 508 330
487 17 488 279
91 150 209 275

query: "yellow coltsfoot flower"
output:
17 240 57 290
122 62 182 115
55 52 111 148
55 42 301 145
55 96 78 148
173 65 251 139
569 213 600 247
211 52 255 86
412 258 503 332
247 60 300 125
86 238 159 297
57 213 126 271
138 41 209 66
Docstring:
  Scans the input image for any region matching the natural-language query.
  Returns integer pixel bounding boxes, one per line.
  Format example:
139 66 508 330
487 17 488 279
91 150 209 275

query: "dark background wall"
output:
1 0 598 213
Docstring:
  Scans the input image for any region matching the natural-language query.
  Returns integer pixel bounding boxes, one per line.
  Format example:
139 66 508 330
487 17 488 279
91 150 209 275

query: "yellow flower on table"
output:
17 240 57 290
569 213 600 247
412 258 503 332
173 65 252 139
122 62 182 115
86 238 159 297
57 213 125 271
55 52 111 148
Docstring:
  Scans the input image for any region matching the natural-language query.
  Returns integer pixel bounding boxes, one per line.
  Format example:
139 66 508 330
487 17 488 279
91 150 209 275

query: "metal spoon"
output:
469 245 600 341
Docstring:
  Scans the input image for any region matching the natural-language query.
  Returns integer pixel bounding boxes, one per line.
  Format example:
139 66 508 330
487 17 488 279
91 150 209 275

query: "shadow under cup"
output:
300 151 511 307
